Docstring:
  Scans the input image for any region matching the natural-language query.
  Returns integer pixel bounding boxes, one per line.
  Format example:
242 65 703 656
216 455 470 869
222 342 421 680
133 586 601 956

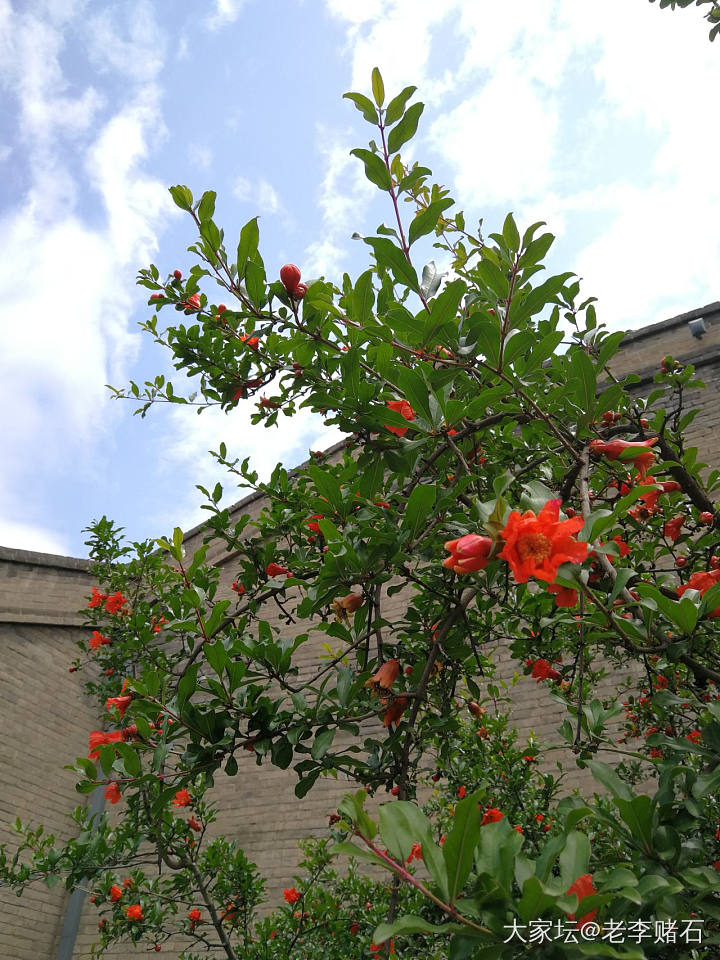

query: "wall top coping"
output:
0 545 92 572
619 301 720 345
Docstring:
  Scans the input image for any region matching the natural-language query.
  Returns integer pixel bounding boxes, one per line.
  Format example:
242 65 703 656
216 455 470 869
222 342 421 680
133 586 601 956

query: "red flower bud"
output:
280 264 301 294
700 511 714 525
173 269 182 280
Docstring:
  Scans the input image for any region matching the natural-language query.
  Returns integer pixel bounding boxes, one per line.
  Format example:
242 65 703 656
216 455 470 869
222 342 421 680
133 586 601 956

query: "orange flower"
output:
664 515 684 543
88 730 123 758
528 659 562 683
589 437 657 478
365 659 400 692
88 586 107 608
384 399 415 437
382 697 408 728
106 695 132 718
125 904 143 922
172 789 192 808
406 842 422 863
104 591 128 615
284 887 301 904
565 873 598 929
104 781 122 805
187 816 202 832
110 884 122 902
266 562 291 577
481 807 504 825
305 514 324 533
499 499 587 584
547 583 578 608
677 569 720 616
443 534 493 574
89 630 111 650
337 592 363 612
188 908 203 925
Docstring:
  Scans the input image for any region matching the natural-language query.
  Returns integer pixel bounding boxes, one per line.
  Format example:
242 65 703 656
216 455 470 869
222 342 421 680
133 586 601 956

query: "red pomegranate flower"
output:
443 534 493 574
172 789 192 808
664 515 684 543
104 781 122 805
481 807 504 825
499 499 588 583
547 583 578 608
106 695 132 718
110 884 122 902
382 697 408 728
265 562 291 577
528 659 562 683
589 438 657 478
283 887 301 904
565 873 598 929
384 399 416 437
365 659 400 692
125 904 143 921
677 569 720 616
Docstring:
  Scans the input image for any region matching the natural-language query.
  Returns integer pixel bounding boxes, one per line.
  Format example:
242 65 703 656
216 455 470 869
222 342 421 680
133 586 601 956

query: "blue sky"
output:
0 0 718 559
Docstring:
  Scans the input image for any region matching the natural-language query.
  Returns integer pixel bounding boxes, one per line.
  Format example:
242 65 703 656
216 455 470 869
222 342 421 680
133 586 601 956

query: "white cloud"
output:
85 1 166 84
189 144 213 170
206 0 248 30
159 400 342 533
0 0 173 538
0 518 71 556
232 176 288 220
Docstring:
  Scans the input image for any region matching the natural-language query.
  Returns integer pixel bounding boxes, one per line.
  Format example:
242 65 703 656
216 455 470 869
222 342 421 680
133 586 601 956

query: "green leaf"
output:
169 184 193 211
271 737 293 770
558 831 591 888
350 148 392 191
245 258 266 308
476 260 509 299
615 795 654 851
331 841 385 865
585 760 633 801
236 217 259 280
387 102 424 154
352 269 375 325
311 727 335 760
385 85 417 125
443 790 483 903
377 800 449 900
569 349 597 423
449 938 503 960
342 92 379 124
394 366 431 420
502 212 520 253
402 484 436 541
371 67 385 106
364 237 418 291
373 916 466 943
197 190 216 222
408 198 454 246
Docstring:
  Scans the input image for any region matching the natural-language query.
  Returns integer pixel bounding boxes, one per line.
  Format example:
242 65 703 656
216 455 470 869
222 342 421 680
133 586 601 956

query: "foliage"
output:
3 62 720 959
648 0 720 41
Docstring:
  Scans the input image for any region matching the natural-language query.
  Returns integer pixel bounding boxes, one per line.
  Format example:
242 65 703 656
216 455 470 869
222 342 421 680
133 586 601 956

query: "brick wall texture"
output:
1 301 719 958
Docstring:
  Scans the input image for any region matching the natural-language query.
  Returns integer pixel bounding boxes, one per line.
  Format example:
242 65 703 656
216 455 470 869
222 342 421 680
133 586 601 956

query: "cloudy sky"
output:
0 0 717 558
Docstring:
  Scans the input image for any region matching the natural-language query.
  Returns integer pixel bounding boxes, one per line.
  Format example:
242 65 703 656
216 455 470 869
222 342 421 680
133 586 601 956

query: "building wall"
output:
2 302 719 959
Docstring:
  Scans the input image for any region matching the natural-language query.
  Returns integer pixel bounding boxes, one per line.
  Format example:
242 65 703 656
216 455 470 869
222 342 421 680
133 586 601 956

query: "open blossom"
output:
305 514 323 533
664 515 684 543
382 697 408 727
677 569 720 616
283 887 301 904
443 534 493 574
481 807 504 825
589 437 658 478
110 884 122 902
104 592 128 615
384 399 416 437
88 586 107 608
499 500 587 584
125 904 143 921
635 478 682 511
104 781 122 805
547 583 578 608
565 873 598 929
406 842 422 863
528 659 562 683
172 789 192 808
88 730 123 758
265 562 291 577
188 909 203 926
106 695 132 718
365 659 399 692
89 630 111 650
